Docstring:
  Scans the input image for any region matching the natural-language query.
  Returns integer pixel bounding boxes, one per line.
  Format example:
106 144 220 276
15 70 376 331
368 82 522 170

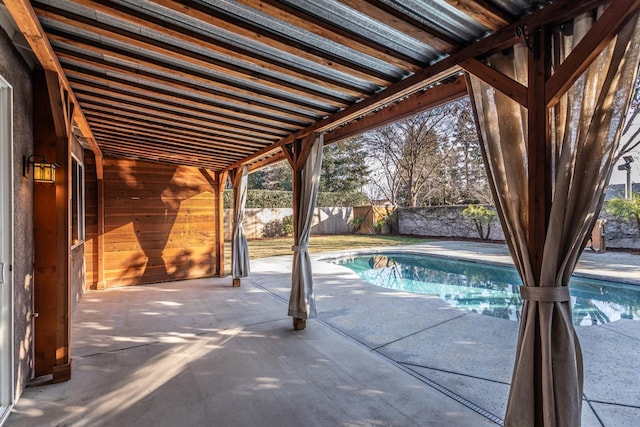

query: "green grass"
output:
224 234 431 261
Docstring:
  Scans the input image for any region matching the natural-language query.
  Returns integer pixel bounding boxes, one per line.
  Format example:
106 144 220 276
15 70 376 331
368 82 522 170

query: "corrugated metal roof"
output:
23 0 543 170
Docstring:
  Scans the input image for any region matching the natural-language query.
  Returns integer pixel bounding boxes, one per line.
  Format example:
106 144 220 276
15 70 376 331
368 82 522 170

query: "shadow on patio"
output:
8 243 640 426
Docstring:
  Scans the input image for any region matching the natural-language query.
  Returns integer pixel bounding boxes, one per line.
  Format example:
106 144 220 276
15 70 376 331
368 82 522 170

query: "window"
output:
71 156 85 246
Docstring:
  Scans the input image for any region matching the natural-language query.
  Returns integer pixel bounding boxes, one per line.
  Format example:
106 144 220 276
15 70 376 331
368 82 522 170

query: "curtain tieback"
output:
291 245 308 252
519 286 570 302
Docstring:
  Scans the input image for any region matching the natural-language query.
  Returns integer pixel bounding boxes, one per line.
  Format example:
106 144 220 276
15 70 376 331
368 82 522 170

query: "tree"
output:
448 99 490 204
363 109 450 206
248 138 370 194
605 194 640 234
320 138 369 193
361 100 486 207
248 162 291 191
462 204 497 240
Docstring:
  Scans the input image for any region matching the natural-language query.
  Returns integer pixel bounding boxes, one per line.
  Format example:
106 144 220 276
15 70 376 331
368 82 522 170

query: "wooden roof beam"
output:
341 0 462 52
442 0 512 31
93 132 240 165
226 0 612 173
49 48 329 122
63 0 374 99
545 0 640 108
149 0 397 86
325 75 468 144
77 101 273 146
75 93 281 142
84 113 268 152
247 75 468 173
66 76 301 133
234 0 425 71
3 0 102 164
45 31 351 111
71 85 288 139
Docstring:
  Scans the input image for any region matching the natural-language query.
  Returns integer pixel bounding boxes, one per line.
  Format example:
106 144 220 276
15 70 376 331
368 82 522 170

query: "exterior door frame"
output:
0 74 15 423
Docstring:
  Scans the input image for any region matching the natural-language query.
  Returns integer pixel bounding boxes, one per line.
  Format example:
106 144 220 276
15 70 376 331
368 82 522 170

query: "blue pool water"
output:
331 253 640 326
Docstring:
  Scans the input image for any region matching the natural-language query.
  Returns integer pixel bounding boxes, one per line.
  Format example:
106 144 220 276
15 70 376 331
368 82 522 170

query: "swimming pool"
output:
331 253 640 326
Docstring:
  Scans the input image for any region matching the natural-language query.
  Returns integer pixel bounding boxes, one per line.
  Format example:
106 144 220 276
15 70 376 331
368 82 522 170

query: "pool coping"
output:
313 241 640 286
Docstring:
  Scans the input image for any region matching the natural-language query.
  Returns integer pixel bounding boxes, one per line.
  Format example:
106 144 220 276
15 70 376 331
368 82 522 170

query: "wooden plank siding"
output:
85 157 219 288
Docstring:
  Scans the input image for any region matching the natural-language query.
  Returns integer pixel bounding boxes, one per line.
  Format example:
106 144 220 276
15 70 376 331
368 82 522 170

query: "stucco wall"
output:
1 26 34 398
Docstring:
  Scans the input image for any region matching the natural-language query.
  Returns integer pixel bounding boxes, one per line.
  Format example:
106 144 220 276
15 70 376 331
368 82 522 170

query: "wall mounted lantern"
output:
23 155 59 183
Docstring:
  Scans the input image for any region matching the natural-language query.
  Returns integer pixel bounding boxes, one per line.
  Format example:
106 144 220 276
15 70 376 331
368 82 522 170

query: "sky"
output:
609 114 640 186
609 147 640 185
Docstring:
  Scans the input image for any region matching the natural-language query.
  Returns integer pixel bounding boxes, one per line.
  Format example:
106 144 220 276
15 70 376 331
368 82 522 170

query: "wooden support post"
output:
230 167 241 288
55 74 72 383
214 171 227 277
293 317 306 331
32 70 72 381
284 136 320 330
526 26 551 282
525 26 551 425
95 153 106 290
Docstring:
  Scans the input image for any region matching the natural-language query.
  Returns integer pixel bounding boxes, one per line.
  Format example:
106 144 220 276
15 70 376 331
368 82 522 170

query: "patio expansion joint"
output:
597 324 640 342
370 312 469 352
582 394 607 427
584 398 640 410
246 278 504 426
398 362 511 386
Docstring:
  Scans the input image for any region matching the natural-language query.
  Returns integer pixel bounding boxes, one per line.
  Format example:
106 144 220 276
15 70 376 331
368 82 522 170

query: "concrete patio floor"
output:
6 241 640 426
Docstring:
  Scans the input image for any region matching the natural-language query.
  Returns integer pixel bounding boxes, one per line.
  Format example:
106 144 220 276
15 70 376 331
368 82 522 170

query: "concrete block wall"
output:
398 205 639 250
398 205 505 241
600 212 640 250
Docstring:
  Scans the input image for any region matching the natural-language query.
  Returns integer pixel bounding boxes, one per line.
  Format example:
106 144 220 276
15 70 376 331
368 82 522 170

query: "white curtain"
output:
288 134 324 320
231 165 250 279
467 10 640 427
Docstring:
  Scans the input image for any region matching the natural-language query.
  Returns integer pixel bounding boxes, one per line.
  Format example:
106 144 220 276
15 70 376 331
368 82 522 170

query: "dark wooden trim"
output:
51 362 72 384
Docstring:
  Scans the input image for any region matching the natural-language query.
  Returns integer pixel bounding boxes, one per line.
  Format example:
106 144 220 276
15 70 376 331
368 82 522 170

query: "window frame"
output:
70 154 85 248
